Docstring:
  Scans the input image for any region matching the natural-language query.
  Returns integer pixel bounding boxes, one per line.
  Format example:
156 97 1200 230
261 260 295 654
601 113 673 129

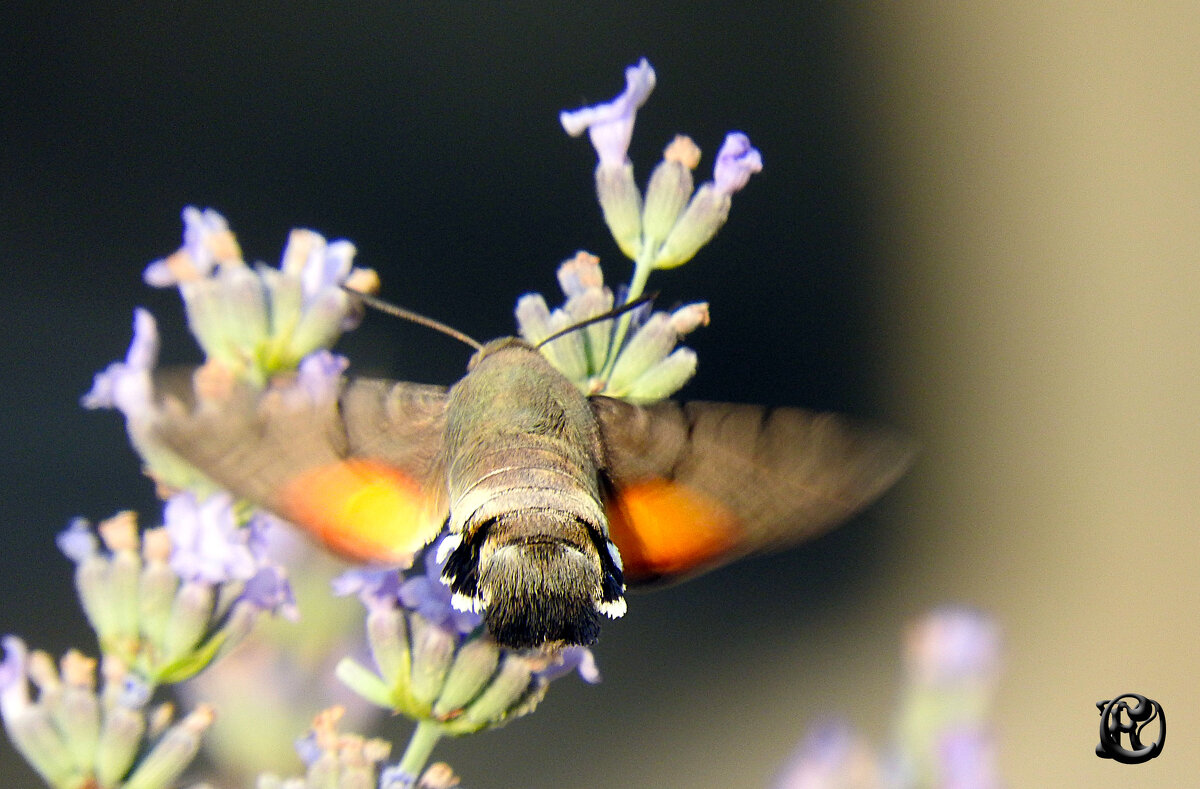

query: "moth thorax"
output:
477 510 604 648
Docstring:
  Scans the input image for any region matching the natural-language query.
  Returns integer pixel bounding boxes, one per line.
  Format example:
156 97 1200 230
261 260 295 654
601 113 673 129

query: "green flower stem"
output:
397 720 443 781
600 251 654 381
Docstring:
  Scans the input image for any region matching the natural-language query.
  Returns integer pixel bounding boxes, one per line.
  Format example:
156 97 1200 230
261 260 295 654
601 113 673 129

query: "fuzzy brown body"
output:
438 339 625 647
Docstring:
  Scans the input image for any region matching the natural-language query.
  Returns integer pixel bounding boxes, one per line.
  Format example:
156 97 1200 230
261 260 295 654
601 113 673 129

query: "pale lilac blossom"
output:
56 518 99 563
240 565 299 621
164 491 258 585
81 307 158 419
560 58 656 168
904 606 1001 686
143 206 233 287
712 132 764 196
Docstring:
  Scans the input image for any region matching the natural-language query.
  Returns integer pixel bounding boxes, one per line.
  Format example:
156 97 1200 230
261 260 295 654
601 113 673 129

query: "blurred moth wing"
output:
593 397 913 583
153 369 451 565
152 340 912 648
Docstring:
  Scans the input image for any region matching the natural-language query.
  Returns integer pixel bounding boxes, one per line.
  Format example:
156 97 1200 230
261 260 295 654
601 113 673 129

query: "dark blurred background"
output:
3 3 1198 787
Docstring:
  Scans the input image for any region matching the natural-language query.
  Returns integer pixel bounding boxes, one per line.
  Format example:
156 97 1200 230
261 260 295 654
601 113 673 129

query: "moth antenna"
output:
343 286 484 351
534 293 658 350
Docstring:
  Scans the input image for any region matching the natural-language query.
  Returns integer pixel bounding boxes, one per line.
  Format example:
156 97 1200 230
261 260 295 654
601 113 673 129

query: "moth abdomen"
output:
478 527 603 648
441 504 626 649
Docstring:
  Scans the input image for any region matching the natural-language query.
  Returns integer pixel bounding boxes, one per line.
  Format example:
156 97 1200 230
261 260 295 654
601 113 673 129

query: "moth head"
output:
439 510 626 649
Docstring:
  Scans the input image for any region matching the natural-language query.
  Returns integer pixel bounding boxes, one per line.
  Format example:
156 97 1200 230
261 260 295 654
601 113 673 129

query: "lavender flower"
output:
143 206 236 286
892 607 1001 788
164 492 257 586
713 132 765 196
776 609 1002 789
903 606 1001 687
773 721 882 789
333 536 599 780
560 58 656 169
563 61 761 274
62 506 294 689
254 706 393 789
79 310 207 494
141 207 378 385
398 553 482 636
560 60 759 392
515 253 707 401
651 131 763 270
0 637 215 789
561 59 654 260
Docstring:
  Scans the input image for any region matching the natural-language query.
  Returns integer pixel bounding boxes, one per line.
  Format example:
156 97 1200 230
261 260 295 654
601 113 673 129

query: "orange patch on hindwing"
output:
606 478 738 583
277 459 436 564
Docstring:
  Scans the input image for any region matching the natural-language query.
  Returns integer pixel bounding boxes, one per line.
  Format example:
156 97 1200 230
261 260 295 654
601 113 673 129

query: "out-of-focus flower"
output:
903 606 1001 688
776 608 1002 789
773 721 882 789
515 253 706 402
254 706 397 789
62 506 294 689
81 309 208 493
0 637 214 789
143 207 238 286
164 492 257 586
142 207 378 385
892 607 1001 789
183 526 371 786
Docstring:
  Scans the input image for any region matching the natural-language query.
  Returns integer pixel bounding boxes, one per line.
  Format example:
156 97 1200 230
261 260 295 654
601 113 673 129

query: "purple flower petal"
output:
905 607 1000 685
300 239 358 306
181 206 231 272
938 729 999 789
560 59 656 168
536 645 600 684
143 207 232 286
333 566 404 614
56 519 99 563
398 538 482 634
378 765 417 789
294 351 348 404
164 492 258 585
293 729 324 767
0 636 30 717
773 720 879 789
240 565 299 621
81 308 159 418
0 636 26 693
712 132 763 196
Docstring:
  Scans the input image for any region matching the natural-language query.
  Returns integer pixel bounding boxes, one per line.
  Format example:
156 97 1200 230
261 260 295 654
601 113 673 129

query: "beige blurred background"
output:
603 5 1200 787
807 5 1199 786
869 5 1199 786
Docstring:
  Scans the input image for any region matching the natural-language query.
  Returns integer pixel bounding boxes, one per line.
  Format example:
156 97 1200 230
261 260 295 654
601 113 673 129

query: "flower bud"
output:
595 162 644 259
122 704 215 789
641 136 700 255
651 183 731 269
